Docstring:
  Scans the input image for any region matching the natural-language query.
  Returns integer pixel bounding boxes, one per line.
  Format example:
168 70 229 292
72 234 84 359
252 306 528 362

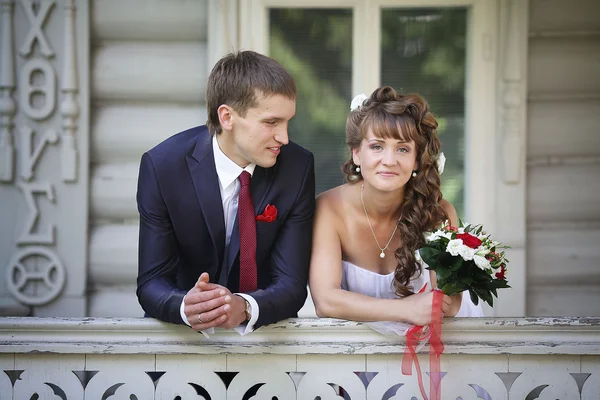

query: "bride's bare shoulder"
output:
316 183 357 216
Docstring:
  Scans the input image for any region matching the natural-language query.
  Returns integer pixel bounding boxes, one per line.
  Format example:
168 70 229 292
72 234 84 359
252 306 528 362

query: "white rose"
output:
425 230 451 242
474 255 491 269
350 94 368 111
458 245 476 261
436 152 446 175
446 239 463 256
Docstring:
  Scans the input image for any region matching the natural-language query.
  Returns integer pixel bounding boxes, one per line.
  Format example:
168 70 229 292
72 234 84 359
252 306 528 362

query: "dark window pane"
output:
269 8 352 194
381 8 467 216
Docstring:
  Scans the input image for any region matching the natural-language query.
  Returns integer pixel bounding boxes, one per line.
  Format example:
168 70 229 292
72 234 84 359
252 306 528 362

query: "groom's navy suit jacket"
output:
136 125 315 329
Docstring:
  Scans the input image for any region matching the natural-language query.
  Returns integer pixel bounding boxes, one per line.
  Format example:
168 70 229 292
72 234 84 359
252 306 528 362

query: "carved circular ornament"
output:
6 247 66 306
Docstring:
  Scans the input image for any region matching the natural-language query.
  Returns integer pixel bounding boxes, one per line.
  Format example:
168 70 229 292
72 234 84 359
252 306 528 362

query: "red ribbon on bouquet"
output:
402 287 445 400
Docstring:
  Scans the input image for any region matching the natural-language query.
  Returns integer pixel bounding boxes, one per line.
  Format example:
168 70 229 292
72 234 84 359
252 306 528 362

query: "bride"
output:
309 86 482 330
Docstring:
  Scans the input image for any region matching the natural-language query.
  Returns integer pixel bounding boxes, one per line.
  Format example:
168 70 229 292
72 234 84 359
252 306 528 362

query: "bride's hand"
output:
401 291 452 326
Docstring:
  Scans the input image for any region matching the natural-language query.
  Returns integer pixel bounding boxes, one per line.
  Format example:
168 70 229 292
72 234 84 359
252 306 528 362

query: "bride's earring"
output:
355 166 361 173
412 171 417 177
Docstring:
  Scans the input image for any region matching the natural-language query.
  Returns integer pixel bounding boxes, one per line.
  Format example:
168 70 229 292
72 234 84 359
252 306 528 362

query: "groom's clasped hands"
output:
183 272 247 332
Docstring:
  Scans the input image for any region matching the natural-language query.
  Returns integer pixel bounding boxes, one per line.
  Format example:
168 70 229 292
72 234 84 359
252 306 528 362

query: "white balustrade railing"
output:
0 317 599 399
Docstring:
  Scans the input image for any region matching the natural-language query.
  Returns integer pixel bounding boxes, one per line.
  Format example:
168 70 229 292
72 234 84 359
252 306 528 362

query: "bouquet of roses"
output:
419 221 510 307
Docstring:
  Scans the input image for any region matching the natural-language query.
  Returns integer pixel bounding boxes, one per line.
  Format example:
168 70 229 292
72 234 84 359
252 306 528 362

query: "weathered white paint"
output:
529 0 600 32
1 317 598 398
83 0 210 314
527 164 600 223
87 285 143 317
91 104 206 164
92 0 208 41
0 317 598 355
90 162 139 220
526 0 600 317
528 100 600 158
89 225 138 285
92 42 208 103
529 284 600 316
529 226 600 284
529 37 600 96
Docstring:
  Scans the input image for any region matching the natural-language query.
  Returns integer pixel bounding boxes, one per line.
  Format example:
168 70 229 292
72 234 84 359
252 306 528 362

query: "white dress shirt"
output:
180 135 260 336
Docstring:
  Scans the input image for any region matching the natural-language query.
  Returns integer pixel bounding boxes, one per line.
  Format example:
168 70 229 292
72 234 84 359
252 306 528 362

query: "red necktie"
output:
238 171 257 292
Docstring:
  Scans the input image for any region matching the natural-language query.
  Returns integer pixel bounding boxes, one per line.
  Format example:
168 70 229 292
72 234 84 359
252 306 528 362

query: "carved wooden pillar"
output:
1 0 89 317
60 0 78 182
0 0 16 183
495 0 529 316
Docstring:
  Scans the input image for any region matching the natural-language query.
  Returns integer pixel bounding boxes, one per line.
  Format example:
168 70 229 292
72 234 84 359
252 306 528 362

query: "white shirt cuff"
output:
233 293 259 335
180 297 191 326
180 296 213 338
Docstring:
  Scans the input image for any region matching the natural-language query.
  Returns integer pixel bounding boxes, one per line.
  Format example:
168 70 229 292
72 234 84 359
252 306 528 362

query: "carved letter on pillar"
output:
0 0 16 183
501 0 525 184
19 125 59 181
18 0 55 58
6 246 65 305
16 182 56 245
19 58 57 120
60 0 79 182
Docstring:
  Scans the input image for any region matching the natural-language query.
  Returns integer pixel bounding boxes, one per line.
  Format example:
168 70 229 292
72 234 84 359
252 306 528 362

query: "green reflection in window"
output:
381 8 467 216
269 8 352 194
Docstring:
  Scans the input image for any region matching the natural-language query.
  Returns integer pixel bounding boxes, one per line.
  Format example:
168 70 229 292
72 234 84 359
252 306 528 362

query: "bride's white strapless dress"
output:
341 260 483 336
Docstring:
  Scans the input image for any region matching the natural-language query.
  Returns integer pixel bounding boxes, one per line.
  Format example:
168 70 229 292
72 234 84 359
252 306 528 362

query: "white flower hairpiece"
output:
350 94 368 111
436 152 446 175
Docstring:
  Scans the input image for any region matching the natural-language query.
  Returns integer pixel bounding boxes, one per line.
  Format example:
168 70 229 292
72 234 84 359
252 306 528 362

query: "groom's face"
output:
220 93 296 168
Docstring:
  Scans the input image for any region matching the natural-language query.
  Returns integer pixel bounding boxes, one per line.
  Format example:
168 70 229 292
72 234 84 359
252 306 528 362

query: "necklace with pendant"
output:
360 184 400 258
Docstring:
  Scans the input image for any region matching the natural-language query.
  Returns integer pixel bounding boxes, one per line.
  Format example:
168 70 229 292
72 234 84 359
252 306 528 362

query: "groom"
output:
136 51 315 334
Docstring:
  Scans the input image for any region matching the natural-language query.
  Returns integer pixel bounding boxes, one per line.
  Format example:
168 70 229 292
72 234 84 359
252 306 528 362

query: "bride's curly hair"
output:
343 86 448 297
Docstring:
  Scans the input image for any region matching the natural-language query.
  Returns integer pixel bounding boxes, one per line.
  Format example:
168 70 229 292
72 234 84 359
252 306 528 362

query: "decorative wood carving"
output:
0 0 16 183
19 126 59 181
1 362 597 399
18 0 55 58
501 0 525 184
5 246 65 305
18 58 56 120
60 0 79 182
16 182 56 244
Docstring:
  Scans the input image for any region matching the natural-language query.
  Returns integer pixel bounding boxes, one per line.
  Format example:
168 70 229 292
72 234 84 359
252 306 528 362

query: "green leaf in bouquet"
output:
491 279 511 289
449 256 463 271
420 247 440 267
460 275 474 285
436 251 455 268
475 287 494 307
436 267 452 280
440 282 462 296
469 289 480 306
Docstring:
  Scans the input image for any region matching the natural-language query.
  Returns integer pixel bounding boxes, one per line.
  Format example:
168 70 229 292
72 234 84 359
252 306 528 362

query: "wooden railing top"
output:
1 317 599 355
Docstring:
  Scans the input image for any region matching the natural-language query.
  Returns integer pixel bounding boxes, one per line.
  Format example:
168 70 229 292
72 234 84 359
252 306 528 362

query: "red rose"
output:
495 265 506 280
456 233 482 249
256 204 277 222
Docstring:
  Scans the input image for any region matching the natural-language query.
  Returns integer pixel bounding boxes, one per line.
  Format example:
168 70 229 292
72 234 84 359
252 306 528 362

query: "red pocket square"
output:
256 204 277 222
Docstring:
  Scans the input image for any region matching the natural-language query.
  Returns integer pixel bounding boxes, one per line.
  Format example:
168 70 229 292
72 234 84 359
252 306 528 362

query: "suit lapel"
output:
186 133 226 273
223 165 276 285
